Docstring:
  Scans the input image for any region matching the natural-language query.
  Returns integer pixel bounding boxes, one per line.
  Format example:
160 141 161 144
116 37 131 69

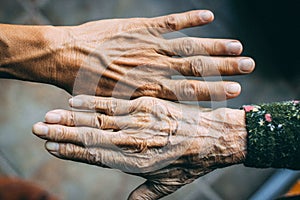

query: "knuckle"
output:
59 143 75 158
192 82 209 100
135 114 151 126
153 184 179 195
222 58 235 74
67 111 76 126
190 58 204 76
178 81 196 99
136 83 163 99
52 126 65 141
97 114 113 129
135 97 155 112
97 99 118 116
85 148 99 164
183 86 196 100
179 39 194 56
94 114 102 128
94 98 103 111
134 158 150 172
90 97 98 110
94 98 117 115
108 99 118 115
165 15 177 31
81 129 97 146
58 143 67 156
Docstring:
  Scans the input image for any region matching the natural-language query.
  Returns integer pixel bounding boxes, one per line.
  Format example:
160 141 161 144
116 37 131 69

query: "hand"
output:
47 10 254 101
0 10 254 100
33 95 247 199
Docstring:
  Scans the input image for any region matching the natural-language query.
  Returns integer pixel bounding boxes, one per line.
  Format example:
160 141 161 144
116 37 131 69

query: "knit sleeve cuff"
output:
243 101 300 169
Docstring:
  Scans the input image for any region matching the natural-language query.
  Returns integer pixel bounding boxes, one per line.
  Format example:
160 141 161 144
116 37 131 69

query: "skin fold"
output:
33 95 247 199
0 9 255 199
0 10 255 101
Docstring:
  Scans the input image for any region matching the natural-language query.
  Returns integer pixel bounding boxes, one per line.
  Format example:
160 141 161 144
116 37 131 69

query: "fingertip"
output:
45 141 59 153
32 122 49 136
199 10 214 22
238 58 256 73
69 97 83 107
226 41 243 55
225 83 241 97
45 112 62 124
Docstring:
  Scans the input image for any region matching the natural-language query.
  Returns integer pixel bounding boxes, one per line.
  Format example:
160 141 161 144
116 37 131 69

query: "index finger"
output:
69 95 132 116
150 10 214 34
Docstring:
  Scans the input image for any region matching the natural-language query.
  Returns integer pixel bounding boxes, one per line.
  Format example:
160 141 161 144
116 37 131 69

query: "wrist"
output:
211 108 247 166
42 25 80 91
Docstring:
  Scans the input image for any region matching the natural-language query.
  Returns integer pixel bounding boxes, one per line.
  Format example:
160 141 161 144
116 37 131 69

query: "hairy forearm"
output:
0 24 76 89
0 24 51 81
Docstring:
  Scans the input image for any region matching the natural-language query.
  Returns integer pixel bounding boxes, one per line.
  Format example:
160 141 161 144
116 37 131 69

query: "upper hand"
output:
50 10 255 101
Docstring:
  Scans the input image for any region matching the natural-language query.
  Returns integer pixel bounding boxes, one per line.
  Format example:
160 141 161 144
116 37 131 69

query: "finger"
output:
170 56 255 76
162 80 241 101
164 38 243 56
33 122 124 147
44 109 119 130
69 95 132 116
44 142 109 168
128 180 180 200
33 122 168 149
150 10 214 34
44 141 146 172
45 109 140 131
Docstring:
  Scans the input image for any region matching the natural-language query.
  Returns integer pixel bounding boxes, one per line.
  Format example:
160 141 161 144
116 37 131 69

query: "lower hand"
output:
33 95 247 199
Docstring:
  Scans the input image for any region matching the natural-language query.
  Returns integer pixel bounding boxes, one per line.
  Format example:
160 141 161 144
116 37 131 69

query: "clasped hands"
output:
32 10 254 200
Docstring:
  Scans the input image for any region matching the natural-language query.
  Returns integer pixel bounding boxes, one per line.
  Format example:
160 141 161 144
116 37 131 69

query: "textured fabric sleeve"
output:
242 101 300 169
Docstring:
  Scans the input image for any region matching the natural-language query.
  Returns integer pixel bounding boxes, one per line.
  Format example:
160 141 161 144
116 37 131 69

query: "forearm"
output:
0 24 74 88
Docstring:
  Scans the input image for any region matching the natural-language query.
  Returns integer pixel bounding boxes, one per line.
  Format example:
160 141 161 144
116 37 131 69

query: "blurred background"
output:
0 0 299 199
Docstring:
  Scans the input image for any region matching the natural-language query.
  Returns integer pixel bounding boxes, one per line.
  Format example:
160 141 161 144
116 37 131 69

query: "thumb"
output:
127 180 180 200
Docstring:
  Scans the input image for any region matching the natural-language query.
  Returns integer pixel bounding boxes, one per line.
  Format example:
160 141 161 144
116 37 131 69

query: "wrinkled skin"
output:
33 95 247 199
0 10 255 100
62 10 254 100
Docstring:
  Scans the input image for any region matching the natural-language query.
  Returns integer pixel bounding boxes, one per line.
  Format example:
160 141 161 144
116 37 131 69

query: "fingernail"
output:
69 98 82 107
227 42 243 55
200 11 213 22
239 58 255 73
226 83 241 95
45 142 59 151
45 112 61 123
33 124 49 136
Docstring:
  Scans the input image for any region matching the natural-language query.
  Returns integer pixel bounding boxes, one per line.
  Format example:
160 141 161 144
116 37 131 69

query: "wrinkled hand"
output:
33 95 247 199
50 10 254 101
